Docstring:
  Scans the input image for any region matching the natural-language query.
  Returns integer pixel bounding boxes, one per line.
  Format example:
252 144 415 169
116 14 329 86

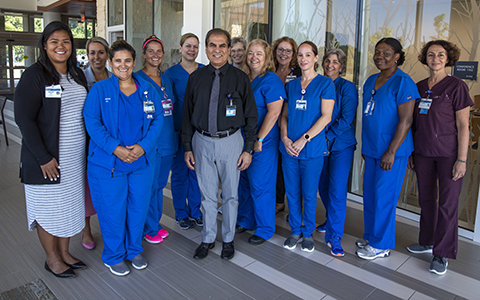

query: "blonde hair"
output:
243 39 275 78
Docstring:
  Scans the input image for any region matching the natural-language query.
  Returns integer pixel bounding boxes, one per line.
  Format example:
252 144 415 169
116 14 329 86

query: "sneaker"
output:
191 216 204 227
407 243 433 254
327 237 345 257
316 221 327 233
104 261 130 276
301 236 315 252
429 256 448 275
283 234 302 250
144 233 163 244
356 245 390 260
158 228 169 238
355 238 368 249
130 254 148 270
176 217 194 230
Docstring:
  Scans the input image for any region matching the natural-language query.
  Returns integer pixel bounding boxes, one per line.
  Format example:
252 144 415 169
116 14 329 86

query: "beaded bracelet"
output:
457 158 467 163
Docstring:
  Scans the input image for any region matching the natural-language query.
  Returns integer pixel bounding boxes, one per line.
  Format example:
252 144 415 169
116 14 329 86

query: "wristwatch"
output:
248 149 255 155
304 134 311 142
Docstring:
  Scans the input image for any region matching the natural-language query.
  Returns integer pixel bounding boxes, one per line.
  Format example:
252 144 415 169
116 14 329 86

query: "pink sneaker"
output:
144 234 164 244
158 229 169 238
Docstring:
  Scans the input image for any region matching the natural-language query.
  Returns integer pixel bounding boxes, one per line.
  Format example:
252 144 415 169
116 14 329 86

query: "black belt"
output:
197 128 238 139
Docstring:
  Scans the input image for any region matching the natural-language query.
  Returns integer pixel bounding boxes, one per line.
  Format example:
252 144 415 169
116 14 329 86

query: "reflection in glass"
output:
109 0 124 26
215 0 269 41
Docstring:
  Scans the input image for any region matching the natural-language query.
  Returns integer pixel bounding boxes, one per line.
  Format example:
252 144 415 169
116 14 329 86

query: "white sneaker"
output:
356 245 390 260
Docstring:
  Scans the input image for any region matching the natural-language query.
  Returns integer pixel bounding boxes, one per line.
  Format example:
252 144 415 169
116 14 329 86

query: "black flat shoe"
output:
221 241 235 260
235 225 247 234
44 261 76 278
248 235 266 245
65 260 87 270
193 242 215 259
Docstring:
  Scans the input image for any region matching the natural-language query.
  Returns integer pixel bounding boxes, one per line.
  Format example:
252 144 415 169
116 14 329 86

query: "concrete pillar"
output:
183 0 213 64
43 12 62 28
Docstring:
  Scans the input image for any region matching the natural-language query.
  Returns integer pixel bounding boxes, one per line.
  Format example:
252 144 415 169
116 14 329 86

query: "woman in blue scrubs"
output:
165 33 205 230
316 48 358 257
356 37 419 260
280 41 335 253
236 39 286 245
84 40 163 276
136 35 177 244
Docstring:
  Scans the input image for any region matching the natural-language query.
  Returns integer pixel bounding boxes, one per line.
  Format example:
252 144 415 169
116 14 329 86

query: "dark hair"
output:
376 37 405 66
418 40 460 67
271 36 299 70
205 28 231 48
109 40 136 61
299 41 319 70
37 21 86 88
323 48 347 75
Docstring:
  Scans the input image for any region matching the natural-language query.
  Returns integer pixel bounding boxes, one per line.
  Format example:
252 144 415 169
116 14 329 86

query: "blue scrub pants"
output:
362 155 408 250
237 139 278 239
171 143 202 220
318 145 355 243
87 162 154 265
283 155 324 237
144 153 174 237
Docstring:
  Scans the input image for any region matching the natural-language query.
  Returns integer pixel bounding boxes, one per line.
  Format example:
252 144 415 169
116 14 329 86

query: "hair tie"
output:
143 36 164 52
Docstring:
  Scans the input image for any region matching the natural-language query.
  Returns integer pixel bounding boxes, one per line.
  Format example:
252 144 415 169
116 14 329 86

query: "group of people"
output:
14 20 471 280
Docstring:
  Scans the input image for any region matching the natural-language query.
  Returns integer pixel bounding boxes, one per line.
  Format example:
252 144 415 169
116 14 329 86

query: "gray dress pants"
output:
192 130 243 243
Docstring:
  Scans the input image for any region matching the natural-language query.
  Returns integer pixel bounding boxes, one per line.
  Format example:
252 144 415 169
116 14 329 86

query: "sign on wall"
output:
453 61 478 81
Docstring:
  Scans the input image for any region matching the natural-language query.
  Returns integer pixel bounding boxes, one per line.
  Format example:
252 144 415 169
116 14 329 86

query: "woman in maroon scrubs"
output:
407 40 473 276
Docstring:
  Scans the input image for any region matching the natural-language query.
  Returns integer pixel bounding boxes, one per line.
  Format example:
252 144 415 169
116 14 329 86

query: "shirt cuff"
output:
245 141 255 153
183 143 192 152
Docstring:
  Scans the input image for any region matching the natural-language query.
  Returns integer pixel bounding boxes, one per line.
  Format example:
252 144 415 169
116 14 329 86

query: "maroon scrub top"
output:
413 75 473 157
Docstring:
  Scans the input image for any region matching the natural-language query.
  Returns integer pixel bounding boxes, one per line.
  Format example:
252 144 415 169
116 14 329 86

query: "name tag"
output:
45 85 62 98
226 105 236 117
419 98 432 115
286 75 296 83
296 99 307 111
364 99 375 116
162 99 173 116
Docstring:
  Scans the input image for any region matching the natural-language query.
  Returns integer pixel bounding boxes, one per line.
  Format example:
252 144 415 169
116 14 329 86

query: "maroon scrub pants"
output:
414 153 464 259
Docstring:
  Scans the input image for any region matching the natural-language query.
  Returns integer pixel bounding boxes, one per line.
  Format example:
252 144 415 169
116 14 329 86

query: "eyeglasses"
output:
277 48 293 54
231 49 245 54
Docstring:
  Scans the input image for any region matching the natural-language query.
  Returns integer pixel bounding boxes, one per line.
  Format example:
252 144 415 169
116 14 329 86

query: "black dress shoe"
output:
193 242 215 259
235 225 247 234
221 242 235 260
65 260 87 269
248 235 266 245
44 261 76 278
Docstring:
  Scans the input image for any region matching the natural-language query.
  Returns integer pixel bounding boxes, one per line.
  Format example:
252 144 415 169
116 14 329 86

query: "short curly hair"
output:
418 40 460 67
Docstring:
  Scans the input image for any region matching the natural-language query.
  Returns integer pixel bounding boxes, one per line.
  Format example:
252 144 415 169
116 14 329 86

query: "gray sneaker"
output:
283 234 302 250
191 216 204 227
301 236 315 252
131 254 148 270
104 261 130 276
356 245 390 260
407 243 433 254
429 256 448 275
176 217 194 230
356 238 368 248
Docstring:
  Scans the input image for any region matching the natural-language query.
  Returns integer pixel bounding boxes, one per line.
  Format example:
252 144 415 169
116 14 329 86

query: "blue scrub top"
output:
164 63 205 132
326 77 358 152
135 70 178 156
361 68 419 158
115 87 147 171
280 75 336 159
251 71 286 141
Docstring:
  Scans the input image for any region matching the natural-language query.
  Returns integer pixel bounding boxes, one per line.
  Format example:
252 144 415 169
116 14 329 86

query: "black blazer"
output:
14 63 87 184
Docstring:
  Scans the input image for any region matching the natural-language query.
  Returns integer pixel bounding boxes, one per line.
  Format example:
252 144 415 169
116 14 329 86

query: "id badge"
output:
226 105 236 117
364 99 375 116
162 99 173 116
45 85 62 98
419 98 432 115
285 75 296 83
144 100 155 119
296 99 307 111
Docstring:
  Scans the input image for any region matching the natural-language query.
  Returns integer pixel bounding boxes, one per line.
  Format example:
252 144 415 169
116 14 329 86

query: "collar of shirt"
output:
207 63 230 76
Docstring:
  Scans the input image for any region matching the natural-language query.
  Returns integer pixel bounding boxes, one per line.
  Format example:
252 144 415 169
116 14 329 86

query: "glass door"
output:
0 42 14 94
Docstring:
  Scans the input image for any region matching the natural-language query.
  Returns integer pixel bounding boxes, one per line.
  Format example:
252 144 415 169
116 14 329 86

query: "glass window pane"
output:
126 0 152 72
34 17 43 33
69 18 86 39
109 0 124 26
4 13 25 32
87 20 94 39
215 0 270 42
